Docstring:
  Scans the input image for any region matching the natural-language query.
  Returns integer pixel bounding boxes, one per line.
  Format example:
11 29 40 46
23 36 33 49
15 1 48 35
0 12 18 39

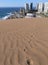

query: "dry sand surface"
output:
0 18 48 65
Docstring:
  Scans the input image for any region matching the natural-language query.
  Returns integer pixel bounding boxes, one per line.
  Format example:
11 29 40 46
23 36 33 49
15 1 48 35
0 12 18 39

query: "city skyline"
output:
0 0 48 7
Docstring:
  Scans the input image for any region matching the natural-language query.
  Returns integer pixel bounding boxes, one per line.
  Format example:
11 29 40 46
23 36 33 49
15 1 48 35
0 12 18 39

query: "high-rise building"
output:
42 3 44 12
25 3 29 13
36 3 39 11
44 2 48 13
37 3 44 13
30 3 33 11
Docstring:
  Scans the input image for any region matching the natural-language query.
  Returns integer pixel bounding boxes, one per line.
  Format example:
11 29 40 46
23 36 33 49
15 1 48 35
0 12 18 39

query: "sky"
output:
0 0 48 7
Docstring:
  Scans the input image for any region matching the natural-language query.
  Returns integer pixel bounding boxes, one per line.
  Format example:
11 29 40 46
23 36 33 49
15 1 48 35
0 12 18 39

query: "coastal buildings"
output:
44 2 48 13
25 3 29 13
37 2 48 13
25 3 33 13
8 2 48 19
30 3 33 11
25 13 36 18
37 3 44 13
20 8 25 16
7 2 48 19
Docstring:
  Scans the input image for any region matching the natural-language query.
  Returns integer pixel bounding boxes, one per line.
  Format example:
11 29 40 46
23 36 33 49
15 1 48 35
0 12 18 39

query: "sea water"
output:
0 7 23 20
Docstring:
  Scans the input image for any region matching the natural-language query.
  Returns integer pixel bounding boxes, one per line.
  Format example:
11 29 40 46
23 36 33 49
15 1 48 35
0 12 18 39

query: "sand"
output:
0 18 48 65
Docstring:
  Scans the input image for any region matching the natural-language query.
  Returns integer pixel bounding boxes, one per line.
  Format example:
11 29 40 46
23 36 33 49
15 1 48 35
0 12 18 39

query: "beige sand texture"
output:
0 18 48 65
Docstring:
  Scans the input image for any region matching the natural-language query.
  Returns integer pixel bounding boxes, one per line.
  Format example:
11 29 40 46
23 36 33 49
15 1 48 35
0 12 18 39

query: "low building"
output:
25 13 36 18
20 8 25 16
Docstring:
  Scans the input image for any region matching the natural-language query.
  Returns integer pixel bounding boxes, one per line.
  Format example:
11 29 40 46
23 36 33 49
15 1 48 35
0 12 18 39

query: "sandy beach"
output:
0 18 48 65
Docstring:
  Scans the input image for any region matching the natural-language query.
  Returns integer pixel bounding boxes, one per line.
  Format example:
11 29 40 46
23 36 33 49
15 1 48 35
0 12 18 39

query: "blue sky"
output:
0 0 48 7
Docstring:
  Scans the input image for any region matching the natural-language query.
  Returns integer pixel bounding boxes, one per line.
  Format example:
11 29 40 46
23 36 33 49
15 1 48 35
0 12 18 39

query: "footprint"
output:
26 58 33 65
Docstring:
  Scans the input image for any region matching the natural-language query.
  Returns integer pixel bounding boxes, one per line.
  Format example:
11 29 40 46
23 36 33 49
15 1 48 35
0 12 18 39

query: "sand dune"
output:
0 18 48 65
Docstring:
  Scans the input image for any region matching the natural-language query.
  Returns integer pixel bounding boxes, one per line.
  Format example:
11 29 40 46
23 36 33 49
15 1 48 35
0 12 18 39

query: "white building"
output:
25 3 29 13
25 13 36 18
37 3 44 13
44 2 48 13
37 2 48 13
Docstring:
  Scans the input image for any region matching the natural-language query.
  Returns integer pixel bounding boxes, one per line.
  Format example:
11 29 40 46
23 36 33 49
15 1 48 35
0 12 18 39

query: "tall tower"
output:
37 3 44 13
36 3 39 11
25 3 29 13
44 2 48 13
30 3 33 11
42 3 44 12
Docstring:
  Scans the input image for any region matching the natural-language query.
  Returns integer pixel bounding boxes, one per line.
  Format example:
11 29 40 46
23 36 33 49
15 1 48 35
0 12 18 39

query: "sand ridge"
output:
0 18 48 65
